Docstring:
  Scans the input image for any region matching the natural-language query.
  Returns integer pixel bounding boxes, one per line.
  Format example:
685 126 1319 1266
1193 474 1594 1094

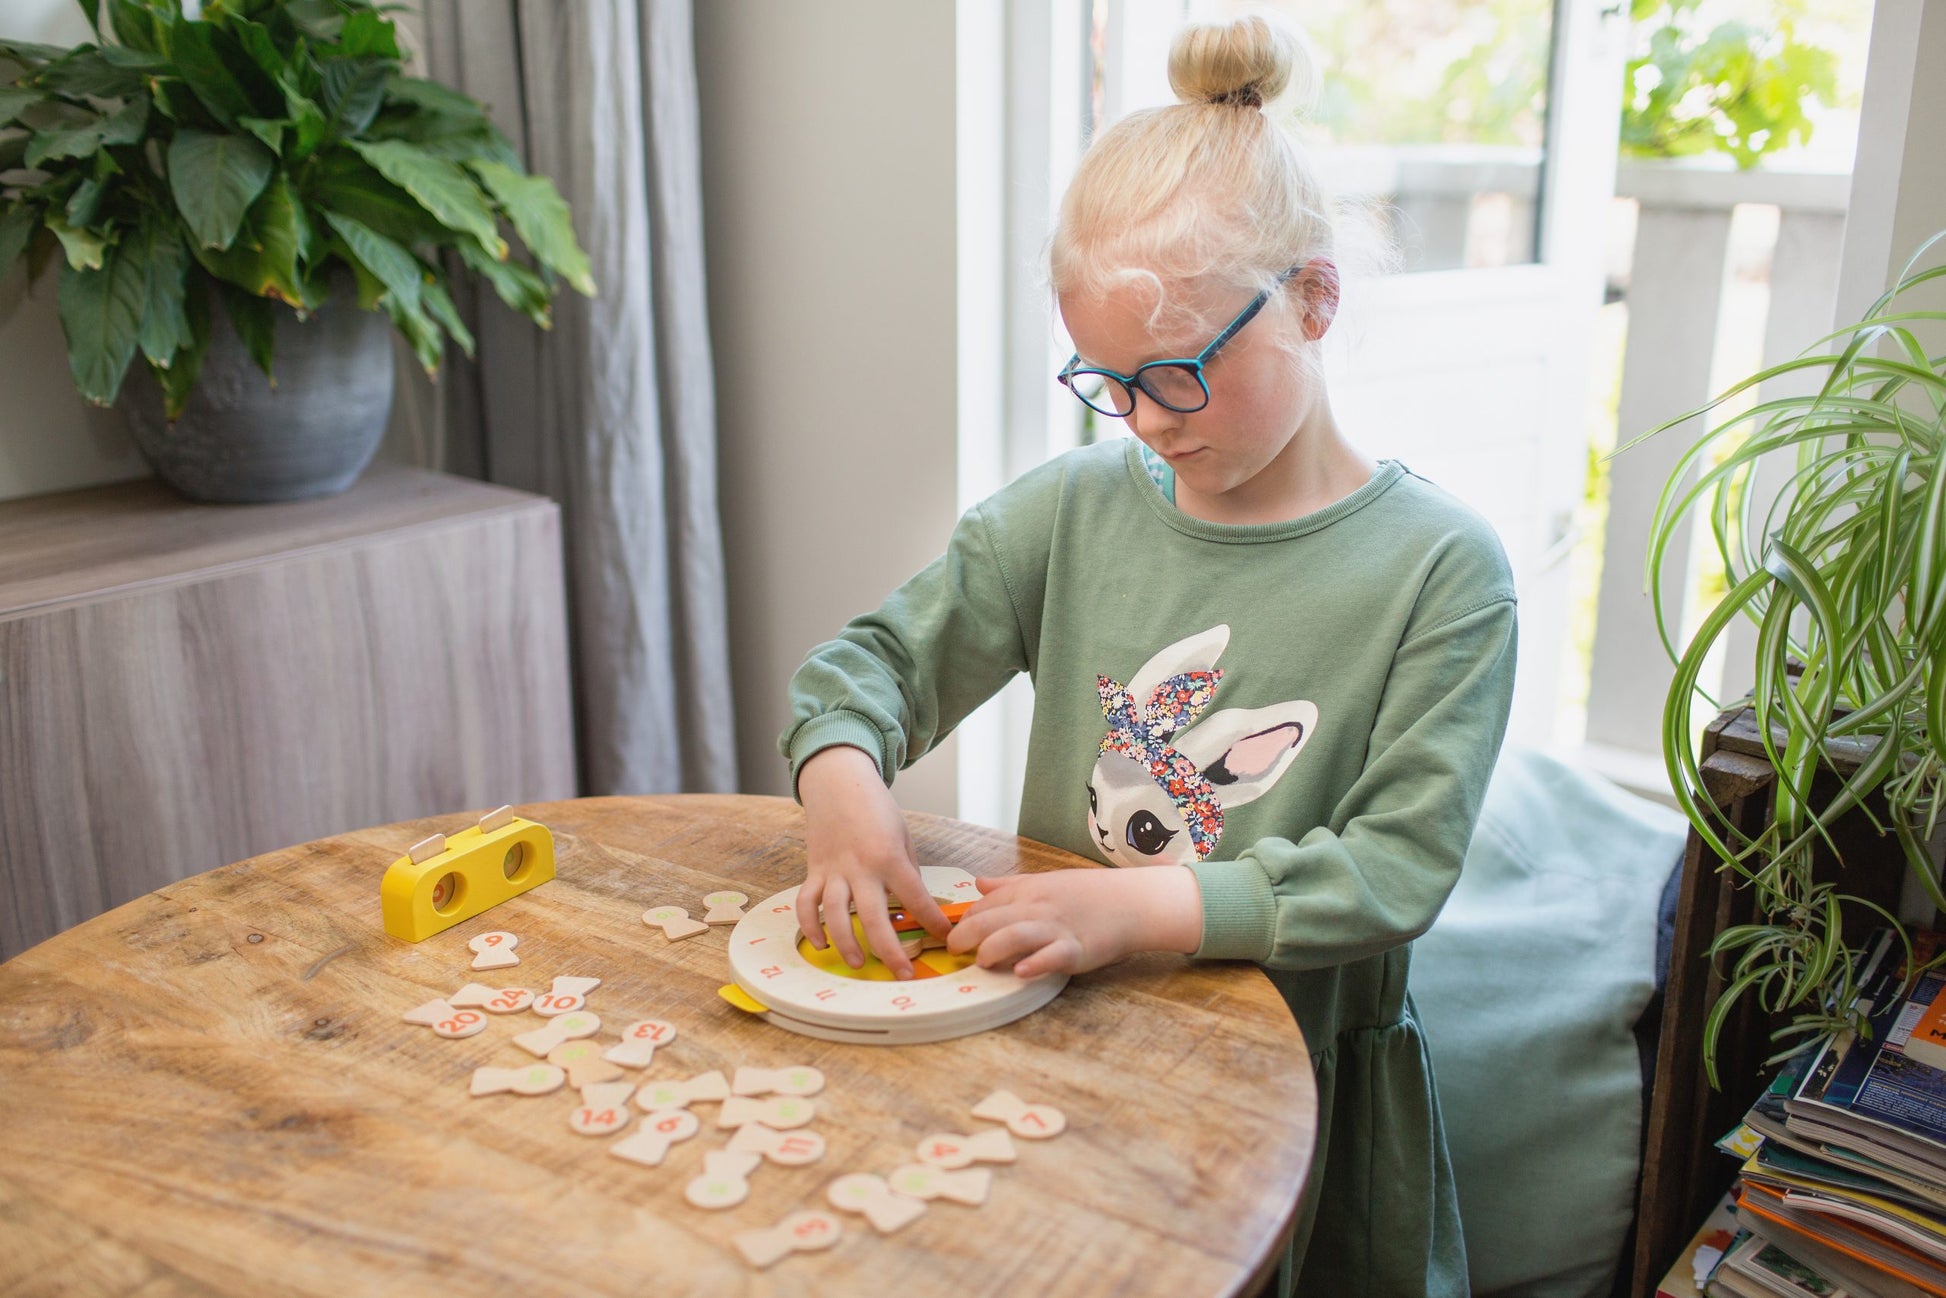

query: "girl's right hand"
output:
793 745 952 979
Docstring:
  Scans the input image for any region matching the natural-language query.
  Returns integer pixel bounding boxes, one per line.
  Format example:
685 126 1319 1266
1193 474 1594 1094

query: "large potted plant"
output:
1640 233 1946 1084
0 0 593 502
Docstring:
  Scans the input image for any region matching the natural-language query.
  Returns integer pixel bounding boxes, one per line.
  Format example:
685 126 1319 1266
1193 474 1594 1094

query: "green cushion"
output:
1412 747 1686 1298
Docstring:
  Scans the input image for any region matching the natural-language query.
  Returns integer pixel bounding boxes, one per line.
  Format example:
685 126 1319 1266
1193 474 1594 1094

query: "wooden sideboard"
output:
0 463 577 960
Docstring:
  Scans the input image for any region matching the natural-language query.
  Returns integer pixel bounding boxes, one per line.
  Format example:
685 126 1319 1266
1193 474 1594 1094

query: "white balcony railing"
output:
1577 161 1850 801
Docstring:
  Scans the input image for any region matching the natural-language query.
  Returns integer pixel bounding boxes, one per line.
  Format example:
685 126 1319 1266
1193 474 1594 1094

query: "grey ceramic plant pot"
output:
116 290 395 504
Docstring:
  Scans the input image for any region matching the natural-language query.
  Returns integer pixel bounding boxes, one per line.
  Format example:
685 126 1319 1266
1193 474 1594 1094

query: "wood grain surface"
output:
0 795 1314 1297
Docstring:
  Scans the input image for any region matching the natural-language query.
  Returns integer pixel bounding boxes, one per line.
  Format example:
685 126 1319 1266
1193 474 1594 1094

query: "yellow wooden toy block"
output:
381 807 556 942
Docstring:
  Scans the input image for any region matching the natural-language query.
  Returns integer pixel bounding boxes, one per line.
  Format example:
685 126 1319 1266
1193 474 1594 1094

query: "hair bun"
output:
1167 13 1318 115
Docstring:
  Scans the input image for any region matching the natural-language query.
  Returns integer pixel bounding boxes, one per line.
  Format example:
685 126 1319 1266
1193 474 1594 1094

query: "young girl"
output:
778 15 1515 1295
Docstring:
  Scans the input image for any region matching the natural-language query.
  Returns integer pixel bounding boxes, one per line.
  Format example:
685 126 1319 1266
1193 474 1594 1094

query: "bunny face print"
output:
1086 625 1317 867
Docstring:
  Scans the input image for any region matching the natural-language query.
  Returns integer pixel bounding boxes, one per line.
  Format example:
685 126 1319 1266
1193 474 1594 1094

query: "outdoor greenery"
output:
1621 0 1843 170
0 0 592 417
1638 235 1946 1085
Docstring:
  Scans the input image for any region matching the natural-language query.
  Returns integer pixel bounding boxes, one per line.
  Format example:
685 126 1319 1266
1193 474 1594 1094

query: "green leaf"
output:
26 120 105 167
157 271 211 418
418 276 472 357
468 159 593 296
44 210 106 270
98 46 168 72
318 57 391 138
56 238 146 403
283 0 345 42
194 173 305 306
74 0 100 35
138 220 191 366
167 22 264 128
383 76 488 120
220 282 276 379
96 92 149 147
339 11 401 61
36 47 146 99
65 174 109 226
230 20 289 88
348 137 506 259
0 89 45 129
457 236 550 321
321 208 419 309
0 202 38 274
312 149 449 246
0 41 71 68
168 128 274 249
237 115 285 154
106 1 158 54
382 291 441 376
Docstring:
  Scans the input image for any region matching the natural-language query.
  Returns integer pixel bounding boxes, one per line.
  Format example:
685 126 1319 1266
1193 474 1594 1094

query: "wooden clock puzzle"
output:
725 866 1066 1045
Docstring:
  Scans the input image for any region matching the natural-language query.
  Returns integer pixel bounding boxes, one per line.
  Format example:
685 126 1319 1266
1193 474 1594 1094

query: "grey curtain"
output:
417 0 737 795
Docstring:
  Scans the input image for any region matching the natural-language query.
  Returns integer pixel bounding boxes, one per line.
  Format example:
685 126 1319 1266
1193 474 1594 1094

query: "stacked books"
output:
1694 926 1946 1298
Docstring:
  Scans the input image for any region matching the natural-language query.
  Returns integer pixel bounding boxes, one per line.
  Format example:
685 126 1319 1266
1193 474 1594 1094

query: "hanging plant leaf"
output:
137 221 191 365
194 173 305 306
348 137 506 259
0 201 39 273
44 210 105 269
321 209 419 310
0 87 44 128
469 159 594 297
168 127 274 250
56 239 145 404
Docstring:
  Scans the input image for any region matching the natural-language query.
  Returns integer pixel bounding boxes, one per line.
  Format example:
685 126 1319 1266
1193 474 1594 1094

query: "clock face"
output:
726 867 1066 1045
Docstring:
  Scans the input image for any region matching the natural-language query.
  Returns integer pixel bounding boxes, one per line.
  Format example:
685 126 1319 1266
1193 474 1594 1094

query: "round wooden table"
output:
0 796 1315 1296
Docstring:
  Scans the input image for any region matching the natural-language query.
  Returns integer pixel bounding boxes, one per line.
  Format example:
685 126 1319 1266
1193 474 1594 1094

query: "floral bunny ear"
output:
1125 625 1230 702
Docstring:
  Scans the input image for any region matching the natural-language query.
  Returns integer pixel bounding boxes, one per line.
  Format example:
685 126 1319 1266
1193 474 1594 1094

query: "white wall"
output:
695 3 963 813
0 0 148 500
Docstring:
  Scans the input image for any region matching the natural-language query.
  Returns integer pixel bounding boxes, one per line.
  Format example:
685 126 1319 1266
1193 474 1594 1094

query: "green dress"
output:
781 439 1517 1296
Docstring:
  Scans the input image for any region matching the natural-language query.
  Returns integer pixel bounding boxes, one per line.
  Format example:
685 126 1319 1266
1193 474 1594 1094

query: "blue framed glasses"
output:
1057 266 1300 418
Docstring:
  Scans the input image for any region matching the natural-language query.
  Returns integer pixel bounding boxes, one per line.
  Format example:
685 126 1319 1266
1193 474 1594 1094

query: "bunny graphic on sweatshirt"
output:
1086 624 1318 867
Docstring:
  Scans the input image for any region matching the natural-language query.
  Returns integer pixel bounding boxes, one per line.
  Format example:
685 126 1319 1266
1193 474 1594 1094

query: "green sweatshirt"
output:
782 438 1516 1296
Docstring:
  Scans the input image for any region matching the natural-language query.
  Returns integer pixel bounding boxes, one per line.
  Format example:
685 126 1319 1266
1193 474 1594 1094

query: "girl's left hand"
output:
946 867 1202 979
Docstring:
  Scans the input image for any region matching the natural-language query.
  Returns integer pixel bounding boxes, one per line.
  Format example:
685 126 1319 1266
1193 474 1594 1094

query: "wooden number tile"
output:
916 1128 1016 1169
449 983 535 1014
512 1011 600 1058
402 998 488 1039
702 891 748 925
568 1082 637 1136
602 1019 677 1068
732 1210 844 1269
547 1039 624 1088
478 805 516 834
885 1164 991 1207
532 975 600 1017
611 1109 701 1167
470 1064 567 1097
826 1173 926 1234
468 931 521 970
408 833 448 864
684 1150 762 1210
636 1070 730 1112
970 1089 1066 1139
731 1065 824 1097
727 1122 827 1167
642 905 710 941
717 1094 815 1131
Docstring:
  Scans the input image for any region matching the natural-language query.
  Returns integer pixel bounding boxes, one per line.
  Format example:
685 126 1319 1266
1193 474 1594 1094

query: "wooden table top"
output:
0 795 1315 1297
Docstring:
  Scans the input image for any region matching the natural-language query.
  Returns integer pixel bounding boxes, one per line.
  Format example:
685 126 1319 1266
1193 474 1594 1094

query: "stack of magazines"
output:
1700 927 1946 1297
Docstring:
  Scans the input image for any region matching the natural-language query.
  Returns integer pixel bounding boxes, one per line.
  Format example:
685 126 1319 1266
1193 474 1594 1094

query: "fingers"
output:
821 879 865 969
972 919 1079 977
795 877 828 949
856 886 915 980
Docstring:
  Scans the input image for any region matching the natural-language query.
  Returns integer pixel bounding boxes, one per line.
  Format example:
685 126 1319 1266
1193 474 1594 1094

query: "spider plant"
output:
1637 232 1946 1087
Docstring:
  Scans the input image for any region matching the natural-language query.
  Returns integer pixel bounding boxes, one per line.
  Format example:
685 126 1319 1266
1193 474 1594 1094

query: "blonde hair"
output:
1050 13 1333 342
